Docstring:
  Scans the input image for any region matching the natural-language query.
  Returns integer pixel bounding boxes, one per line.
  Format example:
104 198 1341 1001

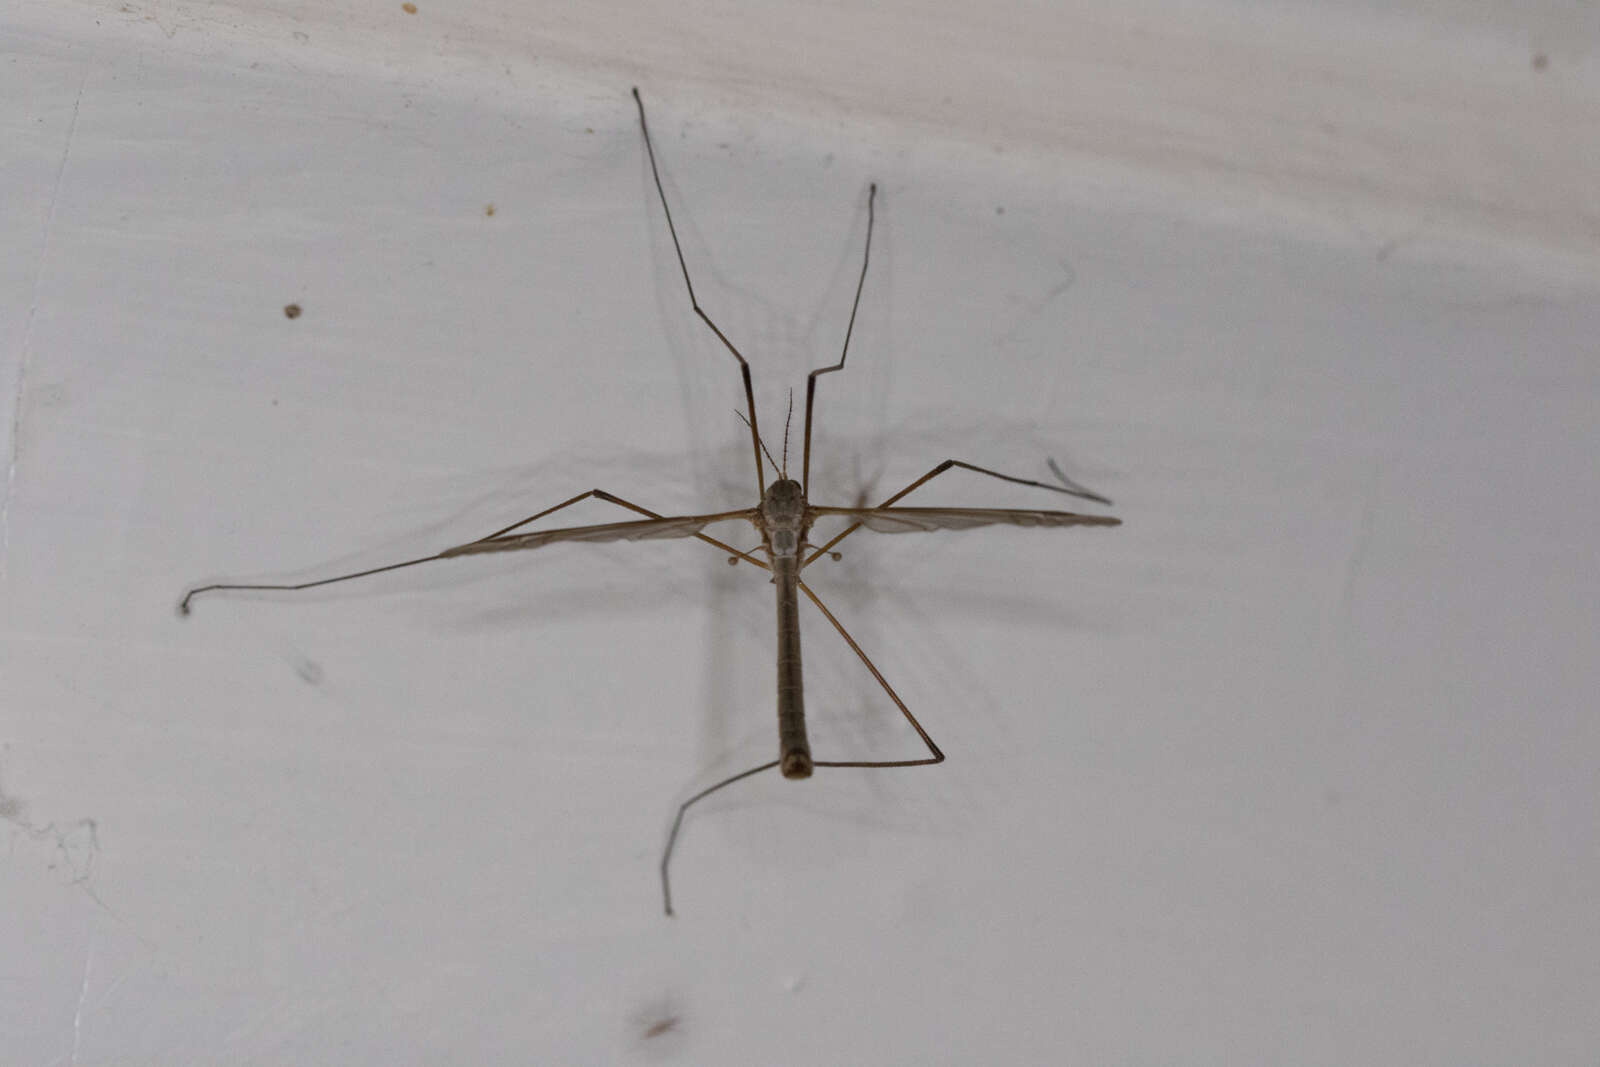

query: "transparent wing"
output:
808 506 1121 534
441 509 758 558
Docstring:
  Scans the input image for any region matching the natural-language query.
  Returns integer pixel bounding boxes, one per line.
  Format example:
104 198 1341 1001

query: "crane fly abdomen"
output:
773 554 812 778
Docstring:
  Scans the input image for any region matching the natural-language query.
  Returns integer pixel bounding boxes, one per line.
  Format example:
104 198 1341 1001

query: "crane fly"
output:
179 88 1121 915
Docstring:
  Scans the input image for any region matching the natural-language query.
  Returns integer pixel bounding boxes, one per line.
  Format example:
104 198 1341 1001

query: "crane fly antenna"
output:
633 87 766 499
735 409 783 478
802 182 875 499
781 389 793 480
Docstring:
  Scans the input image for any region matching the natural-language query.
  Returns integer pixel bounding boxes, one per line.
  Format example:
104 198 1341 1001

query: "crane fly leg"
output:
802 457 1112 569
798 579 943 769
657 579 943 917
658 759 780 917
484 489 765 568
800 183 876 499
179 487 768 614
632 87 767 499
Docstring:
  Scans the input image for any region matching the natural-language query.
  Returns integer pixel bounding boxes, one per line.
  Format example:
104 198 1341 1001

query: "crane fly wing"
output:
808 506 1121 534
441 509 759 558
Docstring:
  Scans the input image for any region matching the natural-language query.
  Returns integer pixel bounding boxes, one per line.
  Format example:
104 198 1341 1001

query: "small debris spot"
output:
402 2 417 13
1532 52 1548 70
283 303 302 319
295 658 325 686
485 203 496 217
995 205 1005 215
630 999 686 1049
0 772 25 823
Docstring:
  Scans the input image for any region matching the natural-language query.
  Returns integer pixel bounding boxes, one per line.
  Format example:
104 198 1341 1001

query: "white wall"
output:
4 2 1596 1062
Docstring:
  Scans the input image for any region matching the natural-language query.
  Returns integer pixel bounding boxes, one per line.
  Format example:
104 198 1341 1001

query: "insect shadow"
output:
180 88 1120 915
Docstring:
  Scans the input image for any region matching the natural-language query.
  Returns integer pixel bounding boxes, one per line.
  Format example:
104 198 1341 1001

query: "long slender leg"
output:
657 577 943 916
802 457 1112 569
801 183 876 499
632 88 766 499
179 487 768 614
659 759 779 916
798 579 943 769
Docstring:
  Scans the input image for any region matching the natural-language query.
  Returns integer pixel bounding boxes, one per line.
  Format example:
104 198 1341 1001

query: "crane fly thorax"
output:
760 478 809 558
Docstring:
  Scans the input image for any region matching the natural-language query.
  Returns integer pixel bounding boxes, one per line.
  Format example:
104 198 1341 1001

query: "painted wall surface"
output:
4 3 1596 1062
